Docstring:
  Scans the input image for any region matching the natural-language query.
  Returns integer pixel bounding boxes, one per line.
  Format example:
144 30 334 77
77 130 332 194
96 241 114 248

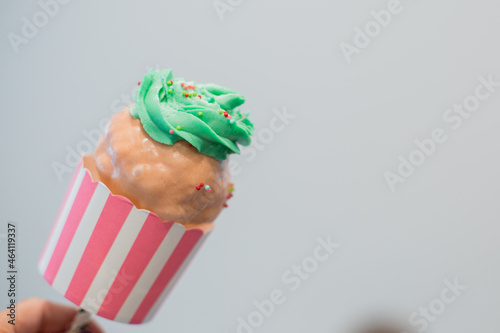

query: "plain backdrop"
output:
1 1 499 332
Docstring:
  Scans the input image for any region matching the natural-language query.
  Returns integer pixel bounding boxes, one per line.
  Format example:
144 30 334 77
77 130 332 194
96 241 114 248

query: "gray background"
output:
1 0 499 332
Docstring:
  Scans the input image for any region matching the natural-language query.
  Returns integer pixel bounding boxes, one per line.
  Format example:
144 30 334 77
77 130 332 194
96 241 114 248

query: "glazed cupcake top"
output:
130 69 254 160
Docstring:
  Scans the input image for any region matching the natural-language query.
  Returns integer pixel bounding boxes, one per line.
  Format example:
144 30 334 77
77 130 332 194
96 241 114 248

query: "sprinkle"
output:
198 112 203 116
184 93 189 97
228 115 232 119
181 82 185 87
169 129 174 134
208 97 214 103
168 89 173 94
167 80 173 85
176 126 181 130
192 91 196 96
219 110 223 114
230 119 234 124
138 81 141 85
207 188 212 192
200 183 204 187
198 95 202 98
196 186 200 190
242 115 246 118
205 185 210 190
223 203 228 207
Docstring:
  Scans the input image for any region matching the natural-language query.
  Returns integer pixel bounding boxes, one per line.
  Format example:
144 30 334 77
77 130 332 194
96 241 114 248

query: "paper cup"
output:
39 161 210 324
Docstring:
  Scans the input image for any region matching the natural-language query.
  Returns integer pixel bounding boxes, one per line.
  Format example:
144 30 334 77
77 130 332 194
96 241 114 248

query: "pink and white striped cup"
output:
38 161 210 324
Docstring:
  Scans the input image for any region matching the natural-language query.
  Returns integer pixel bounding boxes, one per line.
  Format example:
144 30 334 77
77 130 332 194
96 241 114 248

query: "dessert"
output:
39 68 254 323
85 68 253 231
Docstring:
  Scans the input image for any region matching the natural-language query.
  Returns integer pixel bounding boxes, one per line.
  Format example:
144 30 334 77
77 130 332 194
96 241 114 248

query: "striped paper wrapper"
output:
38 161 210 324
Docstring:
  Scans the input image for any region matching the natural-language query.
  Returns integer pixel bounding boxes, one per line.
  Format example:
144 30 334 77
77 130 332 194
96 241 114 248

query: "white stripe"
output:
114 223 186 323
51 184 109 295
79 208 148 313
38 168 86 274
144 231 210 322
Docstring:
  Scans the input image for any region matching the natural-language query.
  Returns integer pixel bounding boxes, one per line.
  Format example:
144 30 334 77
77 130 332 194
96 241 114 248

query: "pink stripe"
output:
40 162 83 264
64 194 133 305
44 172 98 285
96 216 172 321
130 230 203 324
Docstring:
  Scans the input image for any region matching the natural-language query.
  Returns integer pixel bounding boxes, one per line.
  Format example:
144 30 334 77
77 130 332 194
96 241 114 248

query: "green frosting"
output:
130 69 254 160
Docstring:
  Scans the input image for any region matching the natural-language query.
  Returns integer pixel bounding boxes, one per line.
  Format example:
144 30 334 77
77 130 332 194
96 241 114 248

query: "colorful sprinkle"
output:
198 112 203 116
181 82 185 87
196 186 201 190
184 93 189 97
208 97 214 103
242 114 246 118
200 183 204 187
205 185 210 190
168 89 173 94
176 125 181 130
230 119 235 124
207 188 212 192
138 81 141 85
169 129 174 134
167 80 173 85
223 203 228 207
219 110 223 114
198 95 202 98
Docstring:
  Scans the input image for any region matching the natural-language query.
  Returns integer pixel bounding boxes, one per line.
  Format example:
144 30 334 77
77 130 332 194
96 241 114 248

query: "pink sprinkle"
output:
169 130 174 134
207 188 212 192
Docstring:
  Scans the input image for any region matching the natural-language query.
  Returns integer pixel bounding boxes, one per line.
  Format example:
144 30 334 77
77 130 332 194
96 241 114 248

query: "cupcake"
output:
85 69 253 231
39 69 254 324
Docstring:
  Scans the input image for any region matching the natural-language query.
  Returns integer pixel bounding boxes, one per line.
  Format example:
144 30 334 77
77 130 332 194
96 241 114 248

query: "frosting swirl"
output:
130 69 254 160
